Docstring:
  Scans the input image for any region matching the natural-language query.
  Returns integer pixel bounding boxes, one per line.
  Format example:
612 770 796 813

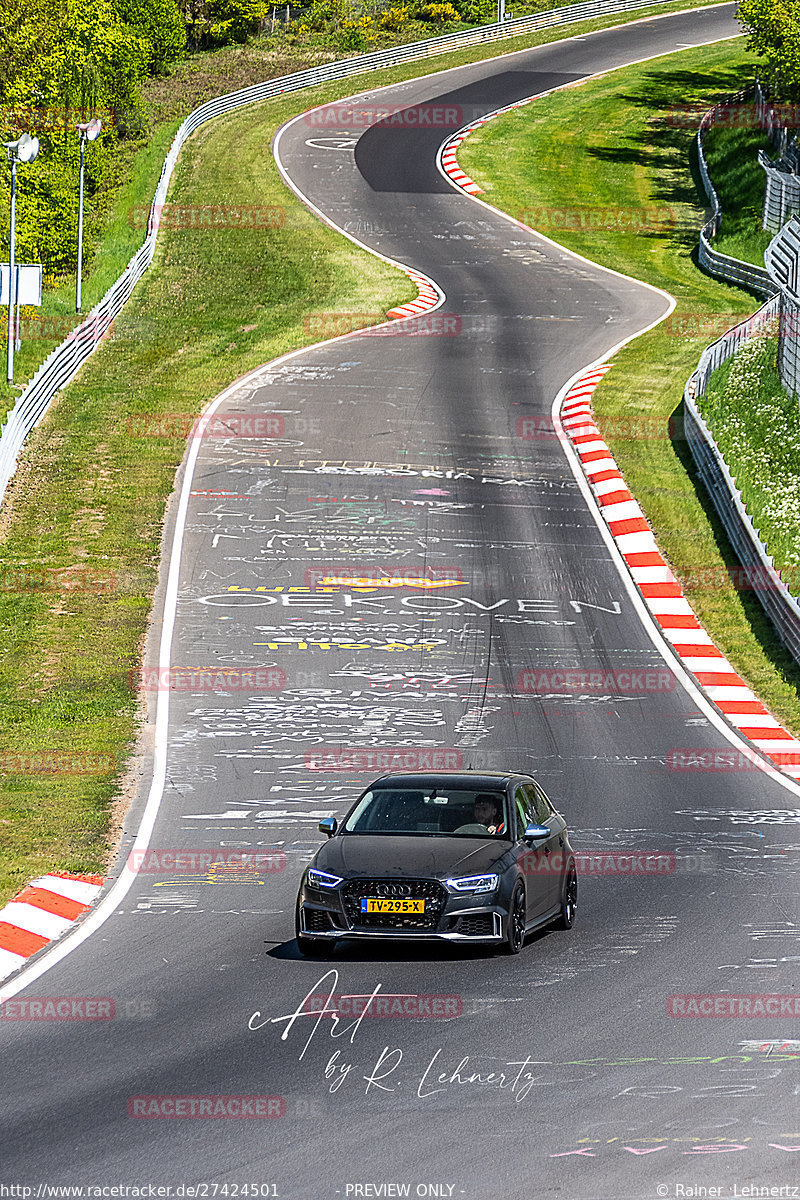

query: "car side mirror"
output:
523 822 549 844
319 817 337 838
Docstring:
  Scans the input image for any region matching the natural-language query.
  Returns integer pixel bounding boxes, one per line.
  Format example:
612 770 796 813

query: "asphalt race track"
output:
3 5 799 1197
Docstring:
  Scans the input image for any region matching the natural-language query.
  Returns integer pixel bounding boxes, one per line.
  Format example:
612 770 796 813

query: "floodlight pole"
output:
76 133 86 313
75 120 101 314
6 154 17 384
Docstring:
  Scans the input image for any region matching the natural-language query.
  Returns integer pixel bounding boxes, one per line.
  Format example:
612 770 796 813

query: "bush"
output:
461 0 493 21
420 2 460 21
299 0 353 31
336 11 376 49
379 5 409 29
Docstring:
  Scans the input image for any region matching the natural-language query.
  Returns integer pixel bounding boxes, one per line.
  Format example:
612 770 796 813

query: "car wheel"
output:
295 903 332 957
503 881 526 955
554 864 577 930
296 934 330 957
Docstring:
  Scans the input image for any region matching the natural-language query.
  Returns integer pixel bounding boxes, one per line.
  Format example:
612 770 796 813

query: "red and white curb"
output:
561 367 800 782
387 270 441 319
440 125 485 194
439 98 537 196
0 872 105 982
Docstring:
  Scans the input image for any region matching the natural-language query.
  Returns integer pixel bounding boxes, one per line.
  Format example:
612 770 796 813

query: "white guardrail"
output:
685 92 800 664
684 300 800 663
696 86 778 297
0 0 710 505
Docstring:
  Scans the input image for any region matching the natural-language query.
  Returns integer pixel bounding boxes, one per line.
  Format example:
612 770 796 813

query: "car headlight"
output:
445 873 499 895
307 868 343 889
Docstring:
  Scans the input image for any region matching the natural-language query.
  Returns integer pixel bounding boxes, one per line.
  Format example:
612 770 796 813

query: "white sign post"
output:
4 134 40 383
1 263 43 353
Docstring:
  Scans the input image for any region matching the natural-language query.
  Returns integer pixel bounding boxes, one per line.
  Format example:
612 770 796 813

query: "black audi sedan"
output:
295 770 577 956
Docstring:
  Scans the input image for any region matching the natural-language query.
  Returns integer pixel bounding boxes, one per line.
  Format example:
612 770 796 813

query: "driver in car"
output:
473 794 505 836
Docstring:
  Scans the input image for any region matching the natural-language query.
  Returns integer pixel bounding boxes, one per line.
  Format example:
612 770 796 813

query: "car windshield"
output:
343 787 509 837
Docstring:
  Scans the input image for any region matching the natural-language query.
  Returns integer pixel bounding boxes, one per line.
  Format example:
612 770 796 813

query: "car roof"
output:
367 771 532 790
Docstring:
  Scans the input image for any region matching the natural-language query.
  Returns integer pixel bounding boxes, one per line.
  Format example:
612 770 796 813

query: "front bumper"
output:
298 904 504 942
299 877 507 942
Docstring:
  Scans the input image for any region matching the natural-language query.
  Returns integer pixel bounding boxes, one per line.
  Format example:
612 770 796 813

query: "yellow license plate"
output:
361 898 425 914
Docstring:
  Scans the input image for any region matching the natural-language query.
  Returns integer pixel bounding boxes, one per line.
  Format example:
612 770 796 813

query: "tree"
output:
208 0 269 44
738 0 800 100
114 0 187 73
0 0 151 275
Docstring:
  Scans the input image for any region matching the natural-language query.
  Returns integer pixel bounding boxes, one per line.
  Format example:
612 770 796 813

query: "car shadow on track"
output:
267 926 555 963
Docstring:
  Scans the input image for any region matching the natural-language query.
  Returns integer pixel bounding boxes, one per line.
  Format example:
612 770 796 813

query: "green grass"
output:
698 334 800 590
0 0 746 908
460 38 800 736
703 117 775 266
0 90 413 907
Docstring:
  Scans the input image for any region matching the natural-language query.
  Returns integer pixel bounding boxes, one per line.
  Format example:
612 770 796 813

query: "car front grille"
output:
342 878 447 931
305 908 334 932
455 913 495 937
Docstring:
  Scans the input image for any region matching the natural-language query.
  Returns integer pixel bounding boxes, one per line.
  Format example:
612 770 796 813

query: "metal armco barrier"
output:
753 79 792 155
754 79 799 233
0 0 711 506
696 87 777 298
760 144 800 234
684 92 800 663
765 215 800 400
684 297 800 666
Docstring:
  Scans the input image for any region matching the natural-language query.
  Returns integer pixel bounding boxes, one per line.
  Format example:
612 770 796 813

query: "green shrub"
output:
114 0 187 73
379 5 410 30
420 2 460 20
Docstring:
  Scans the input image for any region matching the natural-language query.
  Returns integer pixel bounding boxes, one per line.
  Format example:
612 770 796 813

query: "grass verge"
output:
698 333 800 591
459 38 800 735
703 117 775 266
0 91 415 908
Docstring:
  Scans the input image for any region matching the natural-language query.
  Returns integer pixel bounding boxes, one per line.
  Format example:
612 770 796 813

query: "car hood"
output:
313 835 506 879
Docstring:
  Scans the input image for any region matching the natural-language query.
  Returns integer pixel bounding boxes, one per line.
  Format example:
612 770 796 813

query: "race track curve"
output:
3 6 799 1198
